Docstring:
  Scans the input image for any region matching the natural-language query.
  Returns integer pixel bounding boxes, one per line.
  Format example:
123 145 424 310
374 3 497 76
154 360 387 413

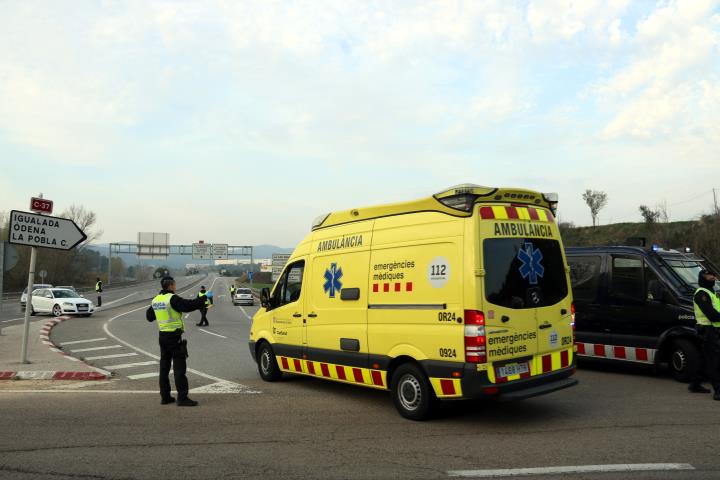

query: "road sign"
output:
248 271 254 281
39 270 47 282
271 253 291 281
212 244 228 260
8 210 87 251
30 197 53 214
192 243 212 260
137 232 169 258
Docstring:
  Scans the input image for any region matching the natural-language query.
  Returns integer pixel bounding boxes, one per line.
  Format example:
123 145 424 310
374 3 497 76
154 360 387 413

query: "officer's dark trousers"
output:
159 332 188 401
703 329 720 392
97 295 102 307
199 307 208 326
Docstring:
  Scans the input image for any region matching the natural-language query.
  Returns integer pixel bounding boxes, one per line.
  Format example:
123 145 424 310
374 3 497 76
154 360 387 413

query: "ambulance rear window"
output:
483 238 568 309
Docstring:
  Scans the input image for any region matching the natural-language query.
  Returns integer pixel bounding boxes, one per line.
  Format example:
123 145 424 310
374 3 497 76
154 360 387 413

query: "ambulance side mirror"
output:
260 288 271 308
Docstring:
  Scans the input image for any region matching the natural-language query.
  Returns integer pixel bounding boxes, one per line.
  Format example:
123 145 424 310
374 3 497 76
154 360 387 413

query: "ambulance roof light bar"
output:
312 213 331 230
543 192 559 216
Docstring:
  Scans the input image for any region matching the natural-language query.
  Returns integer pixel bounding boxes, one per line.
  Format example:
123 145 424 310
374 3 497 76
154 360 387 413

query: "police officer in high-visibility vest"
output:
229 284 236 301
690 270 720 400
197 286 212 327
146 277 206 406
95 278 103 307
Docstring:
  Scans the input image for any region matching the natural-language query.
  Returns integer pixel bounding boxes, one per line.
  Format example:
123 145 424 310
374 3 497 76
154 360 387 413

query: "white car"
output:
20 283 53 310
29 288 95 317
233 288 254 306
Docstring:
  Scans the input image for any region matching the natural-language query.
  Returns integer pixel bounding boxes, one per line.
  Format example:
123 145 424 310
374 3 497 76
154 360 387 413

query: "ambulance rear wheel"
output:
668 339 700 383
257 343 282 382
391 364 436 421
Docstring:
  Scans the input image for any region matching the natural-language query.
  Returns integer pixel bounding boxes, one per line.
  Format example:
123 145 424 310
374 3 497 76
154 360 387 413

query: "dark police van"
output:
566 244 719 382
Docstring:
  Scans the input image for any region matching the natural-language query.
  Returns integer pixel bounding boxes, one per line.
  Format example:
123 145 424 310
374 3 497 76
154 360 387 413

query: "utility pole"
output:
713 188 719 216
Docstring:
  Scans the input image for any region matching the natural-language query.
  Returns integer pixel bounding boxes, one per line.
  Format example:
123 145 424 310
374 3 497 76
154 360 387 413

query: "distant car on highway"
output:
233 288 254 306
20 284 54 311
29 288 95 317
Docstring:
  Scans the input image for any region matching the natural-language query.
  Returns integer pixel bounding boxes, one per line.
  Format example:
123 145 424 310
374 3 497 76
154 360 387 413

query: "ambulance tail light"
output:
571 303 576 343
464 310 487 364
438 194 478 212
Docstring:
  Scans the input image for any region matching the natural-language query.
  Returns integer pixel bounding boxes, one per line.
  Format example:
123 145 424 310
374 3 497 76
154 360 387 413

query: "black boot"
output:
161 396 176 405
688 383 711 393
177 398 199 407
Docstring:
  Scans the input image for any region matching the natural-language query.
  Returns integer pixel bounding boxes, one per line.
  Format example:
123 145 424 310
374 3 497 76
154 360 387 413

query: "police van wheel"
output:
391 364 436 421
257 343 282 382
668 339 700 383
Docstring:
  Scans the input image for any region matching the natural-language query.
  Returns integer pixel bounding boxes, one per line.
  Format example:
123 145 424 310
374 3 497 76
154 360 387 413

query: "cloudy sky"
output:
1 0 718 247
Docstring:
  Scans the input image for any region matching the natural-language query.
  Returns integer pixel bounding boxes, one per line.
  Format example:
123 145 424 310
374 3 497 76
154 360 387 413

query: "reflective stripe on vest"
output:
199 291 210 306
152 293 184 332
96 282 101 292
694 288 720 328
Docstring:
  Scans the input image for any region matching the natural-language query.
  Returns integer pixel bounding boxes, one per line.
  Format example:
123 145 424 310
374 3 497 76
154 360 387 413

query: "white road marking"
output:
0 389 252 394
2 317 29 323
84 352 138 361
198 328 227 339
190 381 250 394
50 380 114 390
102 361 158 370
237 305 253 321
102 292 138 306
71 345 123 353
446 464 696 478
103 300 261 393
60 337 107 346
128 372 162 380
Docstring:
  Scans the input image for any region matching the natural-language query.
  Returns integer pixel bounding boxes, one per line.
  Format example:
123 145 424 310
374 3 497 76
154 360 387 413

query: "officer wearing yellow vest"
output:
197 286 212 326
689 270 720 400
146 277 207 406
229 284 236 301
95 277 103 307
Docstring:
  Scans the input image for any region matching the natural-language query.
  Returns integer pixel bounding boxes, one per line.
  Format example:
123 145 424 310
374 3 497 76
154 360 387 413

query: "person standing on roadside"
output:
229 284 236 302
689 270 720 400
95 277 103 307
197 286 212 326
146 277 206 406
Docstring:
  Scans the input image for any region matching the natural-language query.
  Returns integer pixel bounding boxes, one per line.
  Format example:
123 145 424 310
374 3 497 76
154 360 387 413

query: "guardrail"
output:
0 276 196 303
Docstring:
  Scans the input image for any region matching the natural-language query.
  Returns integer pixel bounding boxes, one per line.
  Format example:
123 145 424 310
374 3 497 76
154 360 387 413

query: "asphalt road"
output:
0 274 206 325
1 274 719 479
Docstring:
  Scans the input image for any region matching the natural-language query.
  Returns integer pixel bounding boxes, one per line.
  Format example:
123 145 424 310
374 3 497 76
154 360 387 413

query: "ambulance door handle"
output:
293 313 302 318
308 313 317 318
539 323 553 330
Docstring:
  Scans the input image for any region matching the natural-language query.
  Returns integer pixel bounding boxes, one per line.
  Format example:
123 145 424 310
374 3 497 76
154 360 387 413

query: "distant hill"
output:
85 243 294 269
560 216 719 264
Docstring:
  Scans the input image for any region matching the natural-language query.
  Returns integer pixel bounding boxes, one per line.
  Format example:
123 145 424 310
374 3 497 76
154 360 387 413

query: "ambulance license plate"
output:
496 362 529 378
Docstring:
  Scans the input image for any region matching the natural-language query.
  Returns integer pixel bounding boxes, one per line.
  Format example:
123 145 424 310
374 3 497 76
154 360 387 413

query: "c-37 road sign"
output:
8 210 87 251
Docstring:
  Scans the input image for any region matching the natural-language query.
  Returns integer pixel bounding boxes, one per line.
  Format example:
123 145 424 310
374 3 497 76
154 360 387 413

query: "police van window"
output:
610 256 644 301
645 263 662 301
273 261 304 307
483 238 568 309
568 256 602 302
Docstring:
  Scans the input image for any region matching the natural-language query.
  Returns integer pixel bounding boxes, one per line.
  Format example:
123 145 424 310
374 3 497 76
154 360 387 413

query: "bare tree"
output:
582 190 608 227
61 205 103 245
639 205 661 224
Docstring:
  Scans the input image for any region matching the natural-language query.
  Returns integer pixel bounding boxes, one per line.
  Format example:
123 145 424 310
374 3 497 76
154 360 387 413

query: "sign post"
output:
9 206 86 364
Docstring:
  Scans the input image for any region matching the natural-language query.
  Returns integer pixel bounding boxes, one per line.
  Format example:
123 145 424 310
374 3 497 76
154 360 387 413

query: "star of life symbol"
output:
323 263 343 298
518 242 545 285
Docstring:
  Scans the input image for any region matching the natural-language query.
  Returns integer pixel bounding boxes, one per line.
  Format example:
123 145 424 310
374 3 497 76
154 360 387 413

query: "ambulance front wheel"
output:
391 363 437 421
257 342 282 382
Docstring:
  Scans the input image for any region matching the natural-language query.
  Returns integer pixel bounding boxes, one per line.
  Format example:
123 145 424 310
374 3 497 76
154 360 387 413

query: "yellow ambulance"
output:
249 184 577 420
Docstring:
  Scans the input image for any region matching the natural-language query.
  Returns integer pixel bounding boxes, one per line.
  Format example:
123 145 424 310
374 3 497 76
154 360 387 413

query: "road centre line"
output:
84 352 138 361
102 292 138 306
198 328 227 339
446 463 695 478
71 345 123 353
237 305 253 321
60 337 107 346
102 361 157 370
